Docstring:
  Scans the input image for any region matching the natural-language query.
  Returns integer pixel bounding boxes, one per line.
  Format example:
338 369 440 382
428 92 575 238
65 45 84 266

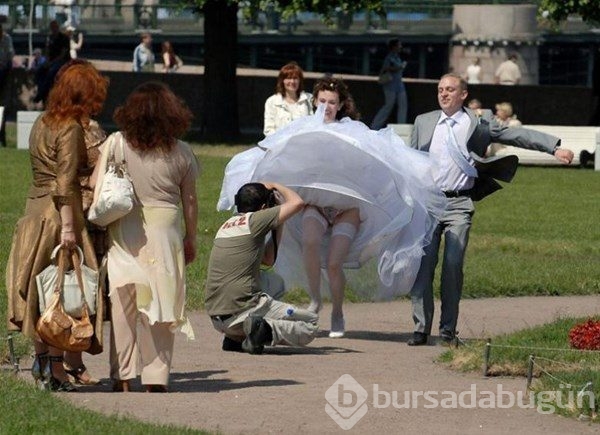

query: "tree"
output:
183 0 385 142
538 0 600 26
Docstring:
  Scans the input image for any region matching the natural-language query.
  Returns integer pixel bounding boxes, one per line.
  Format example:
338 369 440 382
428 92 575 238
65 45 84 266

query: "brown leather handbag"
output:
36 247 93 352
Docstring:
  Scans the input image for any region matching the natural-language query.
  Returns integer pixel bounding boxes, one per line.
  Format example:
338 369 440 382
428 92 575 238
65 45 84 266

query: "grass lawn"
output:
0 371 208 434
439 316 600 421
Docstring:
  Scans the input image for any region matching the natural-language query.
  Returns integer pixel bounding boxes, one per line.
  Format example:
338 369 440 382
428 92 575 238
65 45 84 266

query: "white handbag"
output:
88 132 135 227
37 245 98 318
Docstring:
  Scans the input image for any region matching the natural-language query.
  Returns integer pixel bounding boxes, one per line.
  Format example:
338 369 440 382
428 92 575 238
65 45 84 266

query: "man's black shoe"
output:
242 315 272 354
439 330 457 346
407 332 428 346
222 336 243 352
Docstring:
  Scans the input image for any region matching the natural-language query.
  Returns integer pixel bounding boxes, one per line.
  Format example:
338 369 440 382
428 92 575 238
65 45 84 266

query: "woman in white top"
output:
263 62 313 136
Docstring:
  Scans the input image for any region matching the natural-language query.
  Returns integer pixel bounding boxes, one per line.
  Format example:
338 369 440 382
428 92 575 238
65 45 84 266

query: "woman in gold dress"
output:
5 61 109 391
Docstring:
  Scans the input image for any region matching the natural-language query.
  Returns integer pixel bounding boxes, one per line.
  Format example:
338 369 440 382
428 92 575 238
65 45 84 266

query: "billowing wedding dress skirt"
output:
217 107 446 300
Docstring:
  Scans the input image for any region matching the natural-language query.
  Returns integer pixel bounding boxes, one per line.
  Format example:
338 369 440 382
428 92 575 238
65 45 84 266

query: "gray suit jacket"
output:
410 107 560 200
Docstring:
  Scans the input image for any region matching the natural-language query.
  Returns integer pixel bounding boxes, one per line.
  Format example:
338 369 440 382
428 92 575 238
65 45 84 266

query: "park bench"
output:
389 123 600 170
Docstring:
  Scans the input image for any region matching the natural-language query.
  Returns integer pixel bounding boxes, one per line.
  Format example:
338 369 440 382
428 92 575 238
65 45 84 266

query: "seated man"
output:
205 182 318 354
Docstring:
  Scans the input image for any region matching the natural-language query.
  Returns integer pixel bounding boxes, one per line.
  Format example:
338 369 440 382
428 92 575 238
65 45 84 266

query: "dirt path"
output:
19 295 600 434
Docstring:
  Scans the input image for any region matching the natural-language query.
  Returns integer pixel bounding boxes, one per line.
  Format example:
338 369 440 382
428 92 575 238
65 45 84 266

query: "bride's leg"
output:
328 209 360 336
302 207 327 313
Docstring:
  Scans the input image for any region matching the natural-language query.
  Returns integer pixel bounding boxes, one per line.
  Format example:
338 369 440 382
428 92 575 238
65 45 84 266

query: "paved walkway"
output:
19 295 600 434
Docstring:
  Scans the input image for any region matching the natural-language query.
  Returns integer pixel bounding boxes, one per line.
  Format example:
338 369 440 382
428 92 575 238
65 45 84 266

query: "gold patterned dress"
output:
5 116 104 354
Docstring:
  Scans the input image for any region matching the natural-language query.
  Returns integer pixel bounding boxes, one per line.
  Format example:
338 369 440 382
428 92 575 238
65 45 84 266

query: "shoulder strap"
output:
112 132 126 165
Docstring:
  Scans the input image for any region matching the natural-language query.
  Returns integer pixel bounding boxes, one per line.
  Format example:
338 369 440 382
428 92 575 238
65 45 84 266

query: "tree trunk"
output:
202 0 239 142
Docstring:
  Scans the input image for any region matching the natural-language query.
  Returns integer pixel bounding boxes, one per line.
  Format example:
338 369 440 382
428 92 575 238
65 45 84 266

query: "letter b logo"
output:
325 374 368 430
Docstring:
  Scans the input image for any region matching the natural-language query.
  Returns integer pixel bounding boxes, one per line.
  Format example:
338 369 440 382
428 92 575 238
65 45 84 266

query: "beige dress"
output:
5 116 103 353
96 133 199 338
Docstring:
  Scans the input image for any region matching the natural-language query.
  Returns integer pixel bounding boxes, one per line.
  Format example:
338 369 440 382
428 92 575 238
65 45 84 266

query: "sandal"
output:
64 363 100 385
46 356 78 392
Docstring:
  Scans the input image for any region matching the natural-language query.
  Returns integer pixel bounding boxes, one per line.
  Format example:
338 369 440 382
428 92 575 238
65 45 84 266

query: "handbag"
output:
88 132 135 227
36 247 93 352
37 245 97 317
377 71 393 85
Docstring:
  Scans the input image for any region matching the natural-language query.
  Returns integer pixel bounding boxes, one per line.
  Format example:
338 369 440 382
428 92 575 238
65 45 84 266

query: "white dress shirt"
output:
429 109 476 192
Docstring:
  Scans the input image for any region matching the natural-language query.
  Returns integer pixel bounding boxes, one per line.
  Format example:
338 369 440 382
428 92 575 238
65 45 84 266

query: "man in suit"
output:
407 73 573 346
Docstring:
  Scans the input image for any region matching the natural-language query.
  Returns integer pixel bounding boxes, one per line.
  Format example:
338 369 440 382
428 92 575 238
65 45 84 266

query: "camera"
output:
266 188 277 208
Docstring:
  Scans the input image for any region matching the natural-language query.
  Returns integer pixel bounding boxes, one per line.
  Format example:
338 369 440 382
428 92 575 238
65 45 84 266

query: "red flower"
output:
569 319 600 350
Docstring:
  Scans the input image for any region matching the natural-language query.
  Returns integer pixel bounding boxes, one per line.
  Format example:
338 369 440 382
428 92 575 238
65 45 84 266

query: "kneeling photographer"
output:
204 182 318 354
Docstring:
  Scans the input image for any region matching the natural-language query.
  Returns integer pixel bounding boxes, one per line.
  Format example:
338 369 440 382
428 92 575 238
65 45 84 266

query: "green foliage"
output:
0 372 208 434
184 0 386 21
539 0 600 26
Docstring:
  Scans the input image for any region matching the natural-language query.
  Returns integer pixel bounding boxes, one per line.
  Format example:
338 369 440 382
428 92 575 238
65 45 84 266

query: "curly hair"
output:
43 61 108 128
275 61 305 97
113 81 193 153
312 76 360 120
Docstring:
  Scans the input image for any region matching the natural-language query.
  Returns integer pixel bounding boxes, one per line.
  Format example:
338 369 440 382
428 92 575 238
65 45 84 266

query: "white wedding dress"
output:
217 106 446 300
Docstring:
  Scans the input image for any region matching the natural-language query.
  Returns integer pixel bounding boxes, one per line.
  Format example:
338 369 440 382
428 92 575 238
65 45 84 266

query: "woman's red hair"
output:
113 81 192 153
43 61 108 128
275 62 305 97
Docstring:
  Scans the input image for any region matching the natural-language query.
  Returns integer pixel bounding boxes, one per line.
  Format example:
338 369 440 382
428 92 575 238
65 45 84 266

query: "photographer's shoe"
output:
242 315 272 354
222 336 243 352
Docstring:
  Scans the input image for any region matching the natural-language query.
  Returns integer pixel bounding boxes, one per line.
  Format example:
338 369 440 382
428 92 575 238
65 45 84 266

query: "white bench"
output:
17 111 43 150
389 123 413 146
389 123 600 171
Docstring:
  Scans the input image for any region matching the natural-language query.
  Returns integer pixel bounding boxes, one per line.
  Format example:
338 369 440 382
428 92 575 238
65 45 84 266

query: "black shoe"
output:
242 315 272 355
439 330 457 345
407 332 428 346
222 336 243 352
